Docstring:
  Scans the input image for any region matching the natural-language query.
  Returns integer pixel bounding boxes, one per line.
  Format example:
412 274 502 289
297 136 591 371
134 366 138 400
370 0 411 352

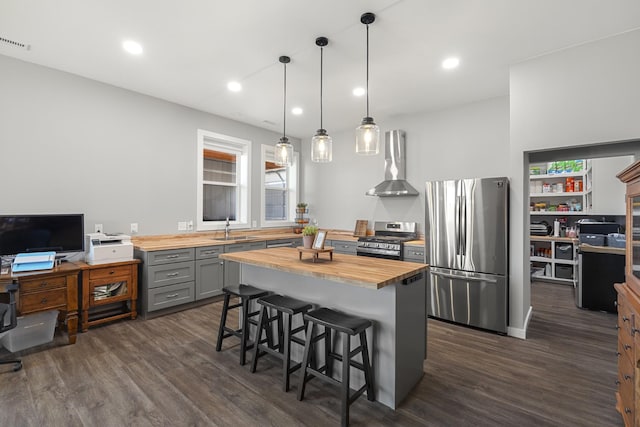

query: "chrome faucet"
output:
225 217 230 240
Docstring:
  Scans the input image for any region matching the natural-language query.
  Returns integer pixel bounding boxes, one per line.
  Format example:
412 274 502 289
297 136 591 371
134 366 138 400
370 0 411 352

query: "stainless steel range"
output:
356 221 418 260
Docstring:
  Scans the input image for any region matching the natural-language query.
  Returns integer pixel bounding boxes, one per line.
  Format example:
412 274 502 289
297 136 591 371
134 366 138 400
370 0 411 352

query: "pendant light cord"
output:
283 61 287 139
320 46 324 129
366 23 370 118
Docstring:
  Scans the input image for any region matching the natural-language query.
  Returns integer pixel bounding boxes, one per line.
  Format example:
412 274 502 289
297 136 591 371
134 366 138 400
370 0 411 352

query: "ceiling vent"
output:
0 36 31 50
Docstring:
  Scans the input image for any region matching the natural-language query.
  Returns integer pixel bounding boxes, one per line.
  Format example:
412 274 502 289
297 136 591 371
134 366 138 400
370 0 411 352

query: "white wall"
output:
510 29 640 335
0 54 300 236
302 96 510 233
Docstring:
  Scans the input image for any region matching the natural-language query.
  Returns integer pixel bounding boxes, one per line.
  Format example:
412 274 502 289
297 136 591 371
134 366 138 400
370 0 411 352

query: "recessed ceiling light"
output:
227 81 242 92
442 57 460 70
291 107 303 115
122 40 143 55
352 87 366 97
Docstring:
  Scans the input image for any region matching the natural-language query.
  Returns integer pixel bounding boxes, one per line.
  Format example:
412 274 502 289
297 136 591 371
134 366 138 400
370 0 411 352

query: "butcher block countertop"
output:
220 247 428 290
132 230 358 251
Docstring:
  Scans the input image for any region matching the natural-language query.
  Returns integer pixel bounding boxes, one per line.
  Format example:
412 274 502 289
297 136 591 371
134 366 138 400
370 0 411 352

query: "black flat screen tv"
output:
0 214 84 256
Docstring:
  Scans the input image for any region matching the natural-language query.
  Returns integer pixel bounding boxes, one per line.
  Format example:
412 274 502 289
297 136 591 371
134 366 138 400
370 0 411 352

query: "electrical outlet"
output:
130 223 138 234
178 221 187 231
252 220 257 228
94 223 103 233
187 220 193 231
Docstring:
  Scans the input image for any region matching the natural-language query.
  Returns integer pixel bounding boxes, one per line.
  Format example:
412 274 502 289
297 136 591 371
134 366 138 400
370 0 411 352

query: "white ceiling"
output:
1 0 640 139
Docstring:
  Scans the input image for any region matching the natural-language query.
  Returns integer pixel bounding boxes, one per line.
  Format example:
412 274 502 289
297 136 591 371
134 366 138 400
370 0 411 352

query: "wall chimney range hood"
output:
366 130 419 197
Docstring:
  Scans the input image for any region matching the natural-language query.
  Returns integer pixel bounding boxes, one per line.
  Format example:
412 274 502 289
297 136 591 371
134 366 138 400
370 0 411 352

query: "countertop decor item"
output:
311 37 332 163
275 55 293 167
355 12 380 155
302 225 318 248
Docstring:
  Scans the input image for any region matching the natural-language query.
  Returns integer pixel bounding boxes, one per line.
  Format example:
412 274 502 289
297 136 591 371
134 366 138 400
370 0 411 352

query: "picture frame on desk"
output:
312 230 327 250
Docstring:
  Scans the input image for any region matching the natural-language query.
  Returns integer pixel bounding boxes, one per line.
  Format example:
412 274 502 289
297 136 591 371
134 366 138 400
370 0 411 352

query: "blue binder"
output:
12 251 56 272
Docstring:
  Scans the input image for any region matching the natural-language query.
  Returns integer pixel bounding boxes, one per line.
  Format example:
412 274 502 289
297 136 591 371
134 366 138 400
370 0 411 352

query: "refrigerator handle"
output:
455 194 461 255
431 270 498 283
461 185 467 258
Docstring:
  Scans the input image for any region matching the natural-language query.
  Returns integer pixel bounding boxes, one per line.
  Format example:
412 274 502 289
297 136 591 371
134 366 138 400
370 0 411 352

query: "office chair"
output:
0 281 23 372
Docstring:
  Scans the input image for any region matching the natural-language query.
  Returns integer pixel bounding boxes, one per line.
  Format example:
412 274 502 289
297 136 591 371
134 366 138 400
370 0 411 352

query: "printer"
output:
85 233 134 265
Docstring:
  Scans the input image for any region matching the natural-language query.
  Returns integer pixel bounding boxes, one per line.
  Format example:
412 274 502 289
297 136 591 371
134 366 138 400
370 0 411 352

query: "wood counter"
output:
219 247 428 289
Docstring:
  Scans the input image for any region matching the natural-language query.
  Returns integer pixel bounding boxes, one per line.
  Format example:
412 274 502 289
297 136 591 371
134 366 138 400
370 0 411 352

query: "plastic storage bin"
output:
0 310 58 352
556 244 573 260
606 233 626 248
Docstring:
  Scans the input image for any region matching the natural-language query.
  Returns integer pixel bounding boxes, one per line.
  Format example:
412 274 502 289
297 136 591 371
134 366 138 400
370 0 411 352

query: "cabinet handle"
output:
623 316 629 322
616 380 621 385
624 374 632 381
617 352 621 357
40 282 48 287
203 251 217 255
40 298 48 304
109 271 115 275
165 293 179 298
413 252 423 256
166 272 179 277
624 344 631 350
625 408 632 414
220 262 224 265
166 254 180 259
616 325 621 330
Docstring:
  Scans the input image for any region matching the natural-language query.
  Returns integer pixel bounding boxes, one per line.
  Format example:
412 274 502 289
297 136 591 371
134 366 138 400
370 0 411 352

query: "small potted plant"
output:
296 202 308 213
302 225 318 249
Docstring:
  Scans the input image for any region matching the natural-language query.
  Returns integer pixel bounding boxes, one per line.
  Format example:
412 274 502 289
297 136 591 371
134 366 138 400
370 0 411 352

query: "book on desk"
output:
11 251 56 273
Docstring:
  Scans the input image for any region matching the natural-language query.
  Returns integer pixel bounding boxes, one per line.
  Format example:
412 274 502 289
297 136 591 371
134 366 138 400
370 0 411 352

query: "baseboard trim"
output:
507 305 533 340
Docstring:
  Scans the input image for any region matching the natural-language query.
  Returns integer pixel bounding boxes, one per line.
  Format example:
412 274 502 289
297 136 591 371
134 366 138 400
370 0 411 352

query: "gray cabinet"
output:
403 244 426 263
195 246 224 300
135 248 196 317
328 239 357 255
223 241 267 288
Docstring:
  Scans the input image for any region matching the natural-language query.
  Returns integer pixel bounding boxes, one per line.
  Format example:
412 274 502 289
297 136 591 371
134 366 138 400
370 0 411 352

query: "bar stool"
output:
297 307 375 427
250 294 314 392
215 284 270 365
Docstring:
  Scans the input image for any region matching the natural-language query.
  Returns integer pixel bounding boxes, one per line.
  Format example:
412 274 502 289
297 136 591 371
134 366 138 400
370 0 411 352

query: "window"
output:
197 130 251 231
261 144 298 226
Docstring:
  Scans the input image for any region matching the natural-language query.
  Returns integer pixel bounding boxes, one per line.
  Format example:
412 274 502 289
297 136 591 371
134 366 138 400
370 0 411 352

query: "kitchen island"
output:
219 247 428 409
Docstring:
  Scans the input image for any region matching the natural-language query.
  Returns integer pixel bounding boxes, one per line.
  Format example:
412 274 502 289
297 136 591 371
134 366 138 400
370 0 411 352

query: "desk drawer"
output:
20 276 66 292
20 289 67 314
89 265 132 280
148 281 194 312
147 261 194 289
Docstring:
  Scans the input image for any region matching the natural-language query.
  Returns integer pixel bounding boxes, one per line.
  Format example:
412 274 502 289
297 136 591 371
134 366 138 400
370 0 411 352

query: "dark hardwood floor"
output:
0 281 621 426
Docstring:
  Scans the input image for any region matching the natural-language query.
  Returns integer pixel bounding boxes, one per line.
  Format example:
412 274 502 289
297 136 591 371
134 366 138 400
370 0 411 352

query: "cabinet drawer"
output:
266 238 302 248
20 289 67 314
330 240 357 255
147 261 194 289
20 276 66 292
618 367 634 423
196 246 223 260
89 265 132 280
148 281 195 312
147 248 195 265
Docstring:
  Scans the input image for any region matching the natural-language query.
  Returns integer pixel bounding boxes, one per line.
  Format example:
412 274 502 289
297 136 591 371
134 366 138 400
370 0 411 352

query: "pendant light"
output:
355 12 380 155
275 55 293 167
311 37 332 163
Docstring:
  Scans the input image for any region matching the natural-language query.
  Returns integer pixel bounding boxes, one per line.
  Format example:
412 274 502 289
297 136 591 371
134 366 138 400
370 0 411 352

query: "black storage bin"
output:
556 244 573 260
579 234 605 246
556 264 573 280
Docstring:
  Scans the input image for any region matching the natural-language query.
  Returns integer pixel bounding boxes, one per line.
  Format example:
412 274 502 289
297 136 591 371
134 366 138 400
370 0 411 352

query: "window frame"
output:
260 144 298 227
197 129 251 231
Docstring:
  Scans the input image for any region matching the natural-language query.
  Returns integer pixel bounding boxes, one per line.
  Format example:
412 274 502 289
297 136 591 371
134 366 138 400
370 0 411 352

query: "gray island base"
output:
220 248 428 409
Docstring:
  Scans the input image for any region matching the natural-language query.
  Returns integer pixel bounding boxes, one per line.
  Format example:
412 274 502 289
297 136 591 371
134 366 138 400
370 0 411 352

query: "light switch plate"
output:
130 223 138 233
95 223 103 233
178 221 187 231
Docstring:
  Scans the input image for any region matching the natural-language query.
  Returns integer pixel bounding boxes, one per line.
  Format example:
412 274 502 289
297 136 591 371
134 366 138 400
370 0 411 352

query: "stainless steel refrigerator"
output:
425 177 509 333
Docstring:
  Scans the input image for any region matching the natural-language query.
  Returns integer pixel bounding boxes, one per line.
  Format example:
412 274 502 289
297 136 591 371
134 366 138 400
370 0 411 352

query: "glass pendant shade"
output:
311 129 332 162
355 117 380 155
275 136 293 167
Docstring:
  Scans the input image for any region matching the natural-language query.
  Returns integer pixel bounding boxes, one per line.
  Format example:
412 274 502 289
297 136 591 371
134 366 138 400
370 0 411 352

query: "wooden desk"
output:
0 261 83 345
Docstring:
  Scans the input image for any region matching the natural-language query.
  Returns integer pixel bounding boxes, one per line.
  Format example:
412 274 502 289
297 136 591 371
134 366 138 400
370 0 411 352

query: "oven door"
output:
356 247 401 261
